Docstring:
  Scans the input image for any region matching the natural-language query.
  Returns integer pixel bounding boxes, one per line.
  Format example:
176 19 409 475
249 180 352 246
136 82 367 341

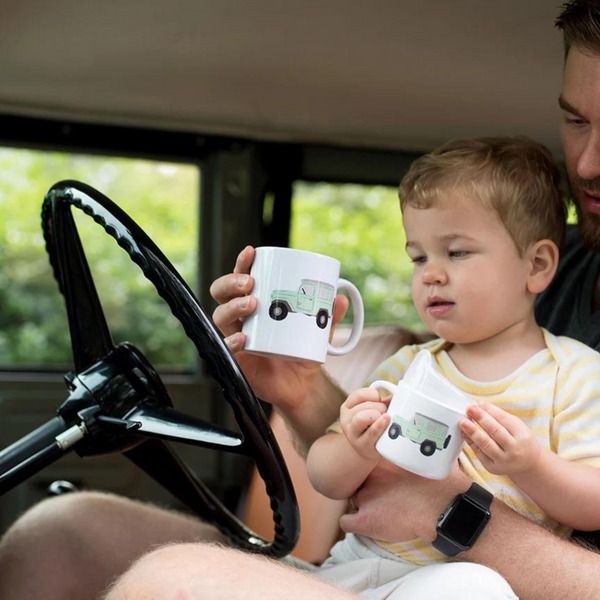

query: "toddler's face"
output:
403 193 532 345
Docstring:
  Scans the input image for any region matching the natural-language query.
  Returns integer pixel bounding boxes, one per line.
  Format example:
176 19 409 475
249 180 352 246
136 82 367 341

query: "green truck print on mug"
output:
269 279 335 329
387 412 452 456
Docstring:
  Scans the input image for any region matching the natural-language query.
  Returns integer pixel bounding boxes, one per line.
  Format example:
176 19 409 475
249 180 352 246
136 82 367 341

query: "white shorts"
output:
315 534 518 600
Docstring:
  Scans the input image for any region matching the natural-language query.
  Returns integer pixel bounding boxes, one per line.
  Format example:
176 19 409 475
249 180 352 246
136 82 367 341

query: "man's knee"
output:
105 543 351 600
0 490 125 595
104 543 244 599
0 491 116 553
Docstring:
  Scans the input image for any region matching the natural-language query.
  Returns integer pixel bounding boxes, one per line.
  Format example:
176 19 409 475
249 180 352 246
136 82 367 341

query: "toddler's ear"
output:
526 239 559 294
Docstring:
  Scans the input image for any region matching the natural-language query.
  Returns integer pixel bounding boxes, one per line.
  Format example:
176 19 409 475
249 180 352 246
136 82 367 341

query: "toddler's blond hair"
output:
399 136 566 255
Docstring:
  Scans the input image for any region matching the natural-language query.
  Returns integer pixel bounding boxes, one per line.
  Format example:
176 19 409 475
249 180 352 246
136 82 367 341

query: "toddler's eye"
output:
449 250 468 259
410 256 427 264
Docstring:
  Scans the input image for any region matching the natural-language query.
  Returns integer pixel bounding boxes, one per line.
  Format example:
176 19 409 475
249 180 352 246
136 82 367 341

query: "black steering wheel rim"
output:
37 179 299 557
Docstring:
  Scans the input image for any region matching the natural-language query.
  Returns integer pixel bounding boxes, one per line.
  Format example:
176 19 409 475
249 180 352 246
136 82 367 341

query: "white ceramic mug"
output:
242 247 364 363
372 379 470 480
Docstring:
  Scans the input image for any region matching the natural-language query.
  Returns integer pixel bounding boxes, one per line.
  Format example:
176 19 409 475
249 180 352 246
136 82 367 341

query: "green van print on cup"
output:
388 412 452 457
269 279 335 329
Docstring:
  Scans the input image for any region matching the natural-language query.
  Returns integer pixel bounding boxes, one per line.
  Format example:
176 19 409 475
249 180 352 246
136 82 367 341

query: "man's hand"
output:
209 245 349 411
340 461 471 543
340 388 390 460
459 402 542 476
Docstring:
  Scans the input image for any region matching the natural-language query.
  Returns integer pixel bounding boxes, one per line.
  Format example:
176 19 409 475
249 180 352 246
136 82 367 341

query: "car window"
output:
290 181 422 330
0 146 199 370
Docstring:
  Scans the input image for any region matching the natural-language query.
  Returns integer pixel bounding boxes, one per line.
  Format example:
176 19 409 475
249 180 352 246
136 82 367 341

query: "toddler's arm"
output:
460 401 600 531
307 387 390 500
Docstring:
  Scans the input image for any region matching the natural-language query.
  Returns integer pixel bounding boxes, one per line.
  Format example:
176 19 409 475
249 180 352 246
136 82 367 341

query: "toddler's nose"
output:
422 262 448 285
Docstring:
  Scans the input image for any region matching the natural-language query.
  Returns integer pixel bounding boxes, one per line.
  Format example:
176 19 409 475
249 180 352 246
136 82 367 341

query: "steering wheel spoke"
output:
127 404 245 453
43 187 115 372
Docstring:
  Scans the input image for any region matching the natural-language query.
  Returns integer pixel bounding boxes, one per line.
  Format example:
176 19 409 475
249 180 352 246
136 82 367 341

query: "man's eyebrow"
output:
559 95 585 118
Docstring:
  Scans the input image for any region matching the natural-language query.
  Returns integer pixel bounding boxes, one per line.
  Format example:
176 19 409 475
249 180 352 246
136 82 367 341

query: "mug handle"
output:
327 278 365 356
368 380 397 397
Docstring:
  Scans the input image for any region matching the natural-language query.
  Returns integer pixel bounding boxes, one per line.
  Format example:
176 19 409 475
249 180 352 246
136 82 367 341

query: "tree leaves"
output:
0 148 198 369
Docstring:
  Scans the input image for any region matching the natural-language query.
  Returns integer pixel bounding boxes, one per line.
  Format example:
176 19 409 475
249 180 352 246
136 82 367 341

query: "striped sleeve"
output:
552 346 600 467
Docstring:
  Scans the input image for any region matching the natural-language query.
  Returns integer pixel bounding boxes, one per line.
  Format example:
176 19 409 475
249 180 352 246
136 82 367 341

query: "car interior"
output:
0 0 586 566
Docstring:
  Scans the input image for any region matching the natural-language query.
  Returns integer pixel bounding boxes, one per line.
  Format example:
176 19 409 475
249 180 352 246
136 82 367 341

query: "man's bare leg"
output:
0 492 225 600
105 542 357 600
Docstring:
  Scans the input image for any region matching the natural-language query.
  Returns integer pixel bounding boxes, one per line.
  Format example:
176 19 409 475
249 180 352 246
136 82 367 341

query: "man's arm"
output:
462 500 600 599
279 368 347 457
341 462 600 600
210 245 349 456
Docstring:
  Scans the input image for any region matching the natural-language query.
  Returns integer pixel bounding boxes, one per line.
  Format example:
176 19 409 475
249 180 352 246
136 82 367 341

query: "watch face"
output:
439 496 491 547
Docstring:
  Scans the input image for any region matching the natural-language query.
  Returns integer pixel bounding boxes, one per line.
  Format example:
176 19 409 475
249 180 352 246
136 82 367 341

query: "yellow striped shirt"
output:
330 328 600 565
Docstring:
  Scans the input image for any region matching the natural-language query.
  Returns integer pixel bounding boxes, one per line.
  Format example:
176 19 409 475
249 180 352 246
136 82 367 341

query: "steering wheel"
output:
0 180 299 558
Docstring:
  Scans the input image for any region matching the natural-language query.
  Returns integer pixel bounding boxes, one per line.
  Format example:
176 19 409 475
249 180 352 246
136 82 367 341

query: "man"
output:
534 8 600 347
1 2 600 599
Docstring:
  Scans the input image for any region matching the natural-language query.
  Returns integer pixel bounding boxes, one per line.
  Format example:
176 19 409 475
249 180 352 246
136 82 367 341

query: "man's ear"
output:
526 239 559 294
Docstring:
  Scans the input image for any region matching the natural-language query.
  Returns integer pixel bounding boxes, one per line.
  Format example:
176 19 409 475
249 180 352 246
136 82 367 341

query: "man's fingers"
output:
224 332 246 354
339 510 361 534
210 272 254 305
233 245 255 274
210 246 255 304
212 295 257 336
329 294 350 343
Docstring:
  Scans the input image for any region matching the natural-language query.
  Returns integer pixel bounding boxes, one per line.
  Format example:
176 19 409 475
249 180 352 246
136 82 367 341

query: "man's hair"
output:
399 137 566 255
556 0 600 59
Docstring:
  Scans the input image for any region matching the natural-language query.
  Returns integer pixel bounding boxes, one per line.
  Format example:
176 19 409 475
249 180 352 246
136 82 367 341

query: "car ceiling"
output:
0 0 565 154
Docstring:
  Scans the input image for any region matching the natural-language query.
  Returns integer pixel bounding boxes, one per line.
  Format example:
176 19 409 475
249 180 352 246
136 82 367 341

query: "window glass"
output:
290 181 421 330
317 286 331 299
0 147 199 370
300 283 314 296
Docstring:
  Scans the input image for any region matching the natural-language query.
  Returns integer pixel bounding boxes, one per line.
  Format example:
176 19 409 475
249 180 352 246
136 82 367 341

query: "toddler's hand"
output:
459 401 541 476
340 388 391 460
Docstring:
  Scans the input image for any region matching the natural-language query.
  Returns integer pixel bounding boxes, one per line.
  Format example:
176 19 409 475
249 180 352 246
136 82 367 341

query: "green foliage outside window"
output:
290 182 424 332
0 148 199 368
1 158 426 369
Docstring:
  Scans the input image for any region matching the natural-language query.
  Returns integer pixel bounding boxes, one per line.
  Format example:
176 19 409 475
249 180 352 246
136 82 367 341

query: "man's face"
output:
560 47 600 250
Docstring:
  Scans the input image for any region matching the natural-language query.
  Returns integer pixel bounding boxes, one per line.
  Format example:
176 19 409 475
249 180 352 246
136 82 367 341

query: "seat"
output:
244 324 431 563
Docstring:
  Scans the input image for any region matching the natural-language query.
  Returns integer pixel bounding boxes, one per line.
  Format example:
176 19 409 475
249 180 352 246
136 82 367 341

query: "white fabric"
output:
316 534 518 599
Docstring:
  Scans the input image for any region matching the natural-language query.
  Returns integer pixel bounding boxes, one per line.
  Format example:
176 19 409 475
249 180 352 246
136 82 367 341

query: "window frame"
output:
0 112 422 377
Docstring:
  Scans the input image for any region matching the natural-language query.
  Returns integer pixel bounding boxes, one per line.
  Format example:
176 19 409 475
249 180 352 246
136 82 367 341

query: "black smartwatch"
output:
432 482 493 557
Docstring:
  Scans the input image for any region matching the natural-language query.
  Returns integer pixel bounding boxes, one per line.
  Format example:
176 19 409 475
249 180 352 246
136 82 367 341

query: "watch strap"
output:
432 482 492 557
466 481 493 510
432 528 465 557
